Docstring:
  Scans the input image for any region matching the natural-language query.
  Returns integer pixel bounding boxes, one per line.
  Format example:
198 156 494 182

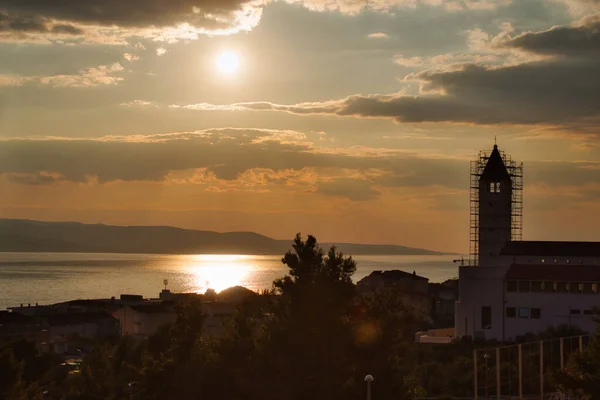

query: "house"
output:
429 279 459 326
455 144 600 342
45 312 120 354
0 311 47 346
357 270 429 294
357 270 431 316
113 303 177 339
202 302 236 336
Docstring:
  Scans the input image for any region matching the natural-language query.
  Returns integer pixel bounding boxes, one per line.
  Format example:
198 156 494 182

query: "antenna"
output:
494 135 497 146
163 279 168 291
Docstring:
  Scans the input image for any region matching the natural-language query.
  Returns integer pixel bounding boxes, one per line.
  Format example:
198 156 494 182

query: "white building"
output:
455 144 600 342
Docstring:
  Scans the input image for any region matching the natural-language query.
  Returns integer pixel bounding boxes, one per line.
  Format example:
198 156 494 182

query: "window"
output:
518 281 530 292
557 282 568 292
566 259 571 264
518 308 530 318
531 308 541 319
531 281 543 292
570 309 581 315
489 182 501 193
541 258 546 263
482 306 492 330
544 282 555 293
570 283 582 294
583 283 594 294
506 307 516 318
583 310 593 316
507 281 517 292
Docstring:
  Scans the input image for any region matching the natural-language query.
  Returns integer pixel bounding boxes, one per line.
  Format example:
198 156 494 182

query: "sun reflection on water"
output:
186 255 252 293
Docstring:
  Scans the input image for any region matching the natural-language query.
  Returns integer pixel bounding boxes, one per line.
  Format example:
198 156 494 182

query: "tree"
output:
554 334 600 399
263 234 358 400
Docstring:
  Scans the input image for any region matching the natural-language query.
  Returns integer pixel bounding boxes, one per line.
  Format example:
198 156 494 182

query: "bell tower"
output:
470 144 523 267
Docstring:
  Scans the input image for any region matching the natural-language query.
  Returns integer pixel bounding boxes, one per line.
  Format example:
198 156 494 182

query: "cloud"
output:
1 0 262 29
177 57 600 126
3 129 600 209
177 16 600 129
368 32 389 38
6 172 65 185
0 0 519 43
0 74 30 87
156 47 168 56
0 0 266 42
123 53 139 62
120 100 157 108
502 14 600 56
1 64 124 88
38 63 125 88
0 129 462 189
0 10 86 43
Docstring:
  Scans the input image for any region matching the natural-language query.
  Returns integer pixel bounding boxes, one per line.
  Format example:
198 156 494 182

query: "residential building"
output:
112 303 177 339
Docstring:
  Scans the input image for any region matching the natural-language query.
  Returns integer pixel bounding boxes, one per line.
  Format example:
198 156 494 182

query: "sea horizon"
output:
0 252 460 310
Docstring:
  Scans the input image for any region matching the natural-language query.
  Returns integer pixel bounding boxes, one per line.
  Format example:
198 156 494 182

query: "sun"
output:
216 50 240 75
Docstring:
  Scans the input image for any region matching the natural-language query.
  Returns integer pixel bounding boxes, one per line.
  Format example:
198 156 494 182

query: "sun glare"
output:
216 50 240 75
187 255 251 293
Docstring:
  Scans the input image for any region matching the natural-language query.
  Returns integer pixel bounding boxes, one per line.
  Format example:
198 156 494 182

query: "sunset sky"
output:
1 0 599 253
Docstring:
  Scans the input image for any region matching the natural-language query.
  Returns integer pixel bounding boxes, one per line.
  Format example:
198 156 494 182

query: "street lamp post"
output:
365 374 374 400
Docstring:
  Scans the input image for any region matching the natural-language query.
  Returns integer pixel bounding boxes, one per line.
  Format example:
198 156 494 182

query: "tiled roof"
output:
501 241 600 257
506 264 600 282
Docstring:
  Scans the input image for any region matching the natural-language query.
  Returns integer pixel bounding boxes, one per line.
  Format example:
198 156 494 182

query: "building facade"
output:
455 145 600 341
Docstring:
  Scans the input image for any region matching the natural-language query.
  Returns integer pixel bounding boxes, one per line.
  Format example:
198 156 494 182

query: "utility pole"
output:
518 344 523 399
496 347 501 400
474 349 478 400
560 337 564 370
540 341 544 400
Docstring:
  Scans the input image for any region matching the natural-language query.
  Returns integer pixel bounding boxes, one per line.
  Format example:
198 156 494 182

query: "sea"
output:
0 252 460 311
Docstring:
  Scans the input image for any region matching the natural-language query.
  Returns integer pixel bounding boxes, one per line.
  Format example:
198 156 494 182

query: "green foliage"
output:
553 333 600 399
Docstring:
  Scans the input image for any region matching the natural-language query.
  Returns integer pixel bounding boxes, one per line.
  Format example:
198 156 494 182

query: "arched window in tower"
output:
489 182 501 193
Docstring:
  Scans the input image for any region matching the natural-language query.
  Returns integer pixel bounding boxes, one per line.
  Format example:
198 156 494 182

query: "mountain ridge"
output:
0 219 454 256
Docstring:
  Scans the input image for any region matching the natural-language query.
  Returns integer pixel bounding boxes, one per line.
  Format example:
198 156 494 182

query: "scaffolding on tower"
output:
469 149 523 266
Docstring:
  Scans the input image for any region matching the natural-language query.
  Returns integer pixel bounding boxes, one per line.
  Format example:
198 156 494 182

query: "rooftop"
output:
501 241 600 257
365 269 429 282
506 264 600 282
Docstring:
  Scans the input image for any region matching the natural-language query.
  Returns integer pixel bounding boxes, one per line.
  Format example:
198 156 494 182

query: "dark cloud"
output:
1 131 599 203
51 24 84 35
175 14 600 129
6 172 64 185
504 14 600 56
1 0 257 31
184 57 600 126
0 11 83 36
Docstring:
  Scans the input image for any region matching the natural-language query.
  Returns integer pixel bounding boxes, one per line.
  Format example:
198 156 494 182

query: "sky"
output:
0 0 600 253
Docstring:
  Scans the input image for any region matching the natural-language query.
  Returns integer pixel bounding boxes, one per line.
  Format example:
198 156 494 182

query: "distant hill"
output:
0 219 452 256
